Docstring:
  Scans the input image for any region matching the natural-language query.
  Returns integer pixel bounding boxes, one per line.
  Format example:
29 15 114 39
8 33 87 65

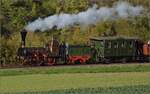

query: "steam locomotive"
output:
17 30 150 66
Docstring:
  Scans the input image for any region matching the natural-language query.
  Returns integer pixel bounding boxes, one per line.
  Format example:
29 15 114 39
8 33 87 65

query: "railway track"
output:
0 61 149 69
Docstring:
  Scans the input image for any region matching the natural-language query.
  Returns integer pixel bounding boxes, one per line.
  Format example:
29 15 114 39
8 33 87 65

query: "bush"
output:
0 38 16 66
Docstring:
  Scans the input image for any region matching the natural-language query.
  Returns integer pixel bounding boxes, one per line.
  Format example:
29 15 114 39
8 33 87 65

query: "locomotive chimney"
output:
20 29 27 48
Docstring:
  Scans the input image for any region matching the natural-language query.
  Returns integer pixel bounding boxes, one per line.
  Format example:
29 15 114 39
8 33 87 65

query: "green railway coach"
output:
90 36 139 63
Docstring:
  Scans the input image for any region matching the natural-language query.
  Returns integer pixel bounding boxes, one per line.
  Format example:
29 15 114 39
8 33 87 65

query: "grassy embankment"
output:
0 63 150 94
0 63 150 76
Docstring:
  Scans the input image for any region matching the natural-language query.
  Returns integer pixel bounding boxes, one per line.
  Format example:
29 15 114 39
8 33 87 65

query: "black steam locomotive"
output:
17 30 150 66
17 30 68 65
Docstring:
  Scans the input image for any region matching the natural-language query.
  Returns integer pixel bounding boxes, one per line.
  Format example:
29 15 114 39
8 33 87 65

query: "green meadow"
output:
0 63 150 76
3 85 150 94
0 72 150 93
0 64 150 94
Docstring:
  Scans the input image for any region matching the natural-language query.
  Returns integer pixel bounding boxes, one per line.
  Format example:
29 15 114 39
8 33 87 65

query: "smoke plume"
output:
25 2 143 32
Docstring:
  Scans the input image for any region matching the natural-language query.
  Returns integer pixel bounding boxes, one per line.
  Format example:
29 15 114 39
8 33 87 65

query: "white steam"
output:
25 2 144 32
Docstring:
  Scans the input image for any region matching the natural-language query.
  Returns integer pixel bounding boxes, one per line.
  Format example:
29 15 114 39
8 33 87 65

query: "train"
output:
17 30 150 66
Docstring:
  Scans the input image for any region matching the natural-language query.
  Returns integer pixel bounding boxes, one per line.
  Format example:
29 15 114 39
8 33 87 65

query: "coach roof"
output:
90 36 139 41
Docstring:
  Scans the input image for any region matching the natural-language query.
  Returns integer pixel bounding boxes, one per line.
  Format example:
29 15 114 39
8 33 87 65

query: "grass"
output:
0 64 149 93
4 85 150 94
0 72 150 93
0 63 150 76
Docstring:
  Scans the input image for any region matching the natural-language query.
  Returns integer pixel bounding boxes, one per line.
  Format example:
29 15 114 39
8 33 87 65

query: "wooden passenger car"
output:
90 36 140 63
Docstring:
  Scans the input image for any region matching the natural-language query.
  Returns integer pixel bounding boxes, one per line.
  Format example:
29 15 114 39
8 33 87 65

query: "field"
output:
0 63 150 94
1 63 150 76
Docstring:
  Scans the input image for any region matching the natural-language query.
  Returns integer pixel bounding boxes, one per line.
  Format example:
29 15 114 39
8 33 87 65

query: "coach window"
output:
121 41 125 47
114 42 118 48
101 41 104 45
105 42 108 48
108 42 111 48
116 42 118 48
129 41 133 48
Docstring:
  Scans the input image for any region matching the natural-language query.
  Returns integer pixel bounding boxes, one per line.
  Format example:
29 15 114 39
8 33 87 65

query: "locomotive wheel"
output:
75 60 80 64
95 55 100 63
36 61 44 66
31 60 38 66
99 58 105 63
86 59 93 64
47 58 55 65
21 59 28 65
122 58 127 63
104 59 110 64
